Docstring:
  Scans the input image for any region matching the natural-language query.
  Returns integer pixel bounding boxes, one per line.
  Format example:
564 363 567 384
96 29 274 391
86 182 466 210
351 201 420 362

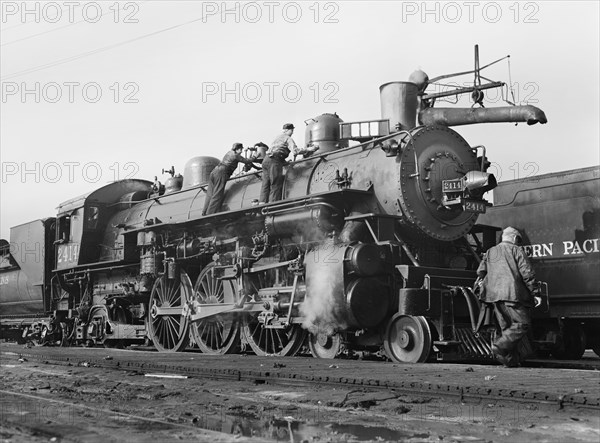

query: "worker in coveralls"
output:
477 227 540 367
202 143 256 215
260 123 318 203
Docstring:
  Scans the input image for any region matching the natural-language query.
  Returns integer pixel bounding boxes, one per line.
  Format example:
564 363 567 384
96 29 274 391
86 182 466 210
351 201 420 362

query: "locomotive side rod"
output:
181 281 306 323
184 301 265 323
246 258 298 274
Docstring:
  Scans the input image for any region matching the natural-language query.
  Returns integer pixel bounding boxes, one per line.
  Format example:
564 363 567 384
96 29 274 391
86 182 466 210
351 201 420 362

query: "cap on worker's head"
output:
282 123 295 130
254 142 268 149
502 226 522 244
232 142 244 151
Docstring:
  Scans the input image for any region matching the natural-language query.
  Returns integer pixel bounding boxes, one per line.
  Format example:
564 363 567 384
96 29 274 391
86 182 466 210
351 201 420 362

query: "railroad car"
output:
0 219 55 342
478 166 600 358
1 49 551 362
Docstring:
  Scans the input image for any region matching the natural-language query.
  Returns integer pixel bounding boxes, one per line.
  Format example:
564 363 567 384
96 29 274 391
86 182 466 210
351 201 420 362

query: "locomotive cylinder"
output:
304 243 391 331
379 82 419 131
345 243 386 277
344 277 390 328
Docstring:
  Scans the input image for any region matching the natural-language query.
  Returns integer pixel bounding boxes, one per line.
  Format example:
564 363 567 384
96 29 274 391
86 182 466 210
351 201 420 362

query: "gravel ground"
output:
1 352 599 442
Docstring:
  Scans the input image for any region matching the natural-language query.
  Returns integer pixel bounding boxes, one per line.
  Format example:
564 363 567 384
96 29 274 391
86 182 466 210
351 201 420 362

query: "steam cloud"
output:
300 246 347 336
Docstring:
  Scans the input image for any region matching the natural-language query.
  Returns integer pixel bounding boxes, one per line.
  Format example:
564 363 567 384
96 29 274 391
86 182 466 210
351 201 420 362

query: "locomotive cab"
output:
55 209 82 269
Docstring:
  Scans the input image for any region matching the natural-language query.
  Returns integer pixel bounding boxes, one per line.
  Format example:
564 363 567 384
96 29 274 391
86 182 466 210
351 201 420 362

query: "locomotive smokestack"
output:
379 82 419 131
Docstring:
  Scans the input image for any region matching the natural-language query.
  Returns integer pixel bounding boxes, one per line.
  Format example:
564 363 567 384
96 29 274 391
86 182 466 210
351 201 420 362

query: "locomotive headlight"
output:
442 170 497 213
463 171 497 196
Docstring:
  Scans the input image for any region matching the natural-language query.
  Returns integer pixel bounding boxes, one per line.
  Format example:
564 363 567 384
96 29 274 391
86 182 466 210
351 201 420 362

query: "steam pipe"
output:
419 105 547 126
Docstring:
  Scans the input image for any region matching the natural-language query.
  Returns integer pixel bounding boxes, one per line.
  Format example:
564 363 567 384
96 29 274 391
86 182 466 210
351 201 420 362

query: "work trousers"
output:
493 301 533 365
260 156 285 203
202 166 229 215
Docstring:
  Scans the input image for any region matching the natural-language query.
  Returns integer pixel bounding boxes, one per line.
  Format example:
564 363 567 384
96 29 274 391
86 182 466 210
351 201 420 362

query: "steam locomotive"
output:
1 50 552 363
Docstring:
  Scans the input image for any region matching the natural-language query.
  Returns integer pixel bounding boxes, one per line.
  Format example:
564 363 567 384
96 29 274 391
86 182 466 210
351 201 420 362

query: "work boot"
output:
492 345 520 368
492 344 509 366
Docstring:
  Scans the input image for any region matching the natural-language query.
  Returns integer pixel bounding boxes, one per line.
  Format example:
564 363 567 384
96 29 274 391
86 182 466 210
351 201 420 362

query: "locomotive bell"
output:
164 174 183 194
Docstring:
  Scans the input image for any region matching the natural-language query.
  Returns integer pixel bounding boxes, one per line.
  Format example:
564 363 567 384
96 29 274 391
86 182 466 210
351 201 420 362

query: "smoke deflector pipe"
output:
419 105 547 127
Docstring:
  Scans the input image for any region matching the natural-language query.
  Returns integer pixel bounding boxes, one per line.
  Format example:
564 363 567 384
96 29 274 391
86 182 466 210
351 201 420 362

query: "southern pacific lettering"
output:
523 238 600 258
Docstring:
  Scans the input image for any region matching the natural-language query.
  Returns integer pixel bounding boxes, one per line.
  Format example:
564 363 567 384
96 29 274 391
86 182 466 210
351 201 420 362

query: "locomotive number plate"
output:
463 199 487 214
442 179 464 192
57 243 80 267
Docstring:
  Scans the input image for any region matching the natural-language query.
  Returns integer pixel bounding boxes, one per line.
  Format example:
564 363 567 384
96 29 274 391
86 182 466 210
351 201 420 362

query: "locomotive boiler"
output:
0 48 549 362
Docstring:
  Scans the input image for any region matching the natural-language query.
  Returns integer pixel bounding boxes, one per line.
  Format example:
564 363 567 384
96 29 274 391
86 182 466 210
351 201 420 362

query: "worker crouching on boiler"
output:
477 227 541 367
202 143 257 215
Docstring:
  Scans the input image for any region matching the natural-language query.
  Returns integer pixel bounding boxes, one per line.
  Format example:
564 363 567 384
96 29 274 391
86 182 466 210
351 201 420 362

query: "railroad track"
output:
126 345 600 371
2 344 599 413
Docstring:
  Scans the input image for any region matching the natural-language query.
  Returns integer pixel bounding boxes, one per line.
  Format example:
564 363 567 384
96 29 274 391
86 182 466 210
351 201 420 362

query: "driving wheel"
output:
190 263 241 354
146 269 191 352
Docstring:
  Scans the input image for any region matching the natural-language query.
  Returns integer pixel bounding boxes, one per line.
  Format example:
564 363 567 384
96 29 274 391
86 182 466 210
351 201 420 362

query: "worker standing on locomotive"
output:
202 143 256 215
260 123 318 203
477 227 539 367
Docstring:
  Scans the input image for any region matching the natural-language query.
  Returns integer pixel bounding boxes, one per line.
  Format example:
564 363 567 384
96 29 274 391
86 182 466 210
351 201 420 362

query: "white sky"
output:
1 0 599 239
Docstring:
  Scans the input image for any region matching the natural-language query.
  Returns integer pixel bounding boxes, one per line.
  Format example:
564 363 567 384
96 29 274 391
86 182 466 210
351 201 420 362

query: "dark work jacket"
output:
477 241 536 307
220 151 253 176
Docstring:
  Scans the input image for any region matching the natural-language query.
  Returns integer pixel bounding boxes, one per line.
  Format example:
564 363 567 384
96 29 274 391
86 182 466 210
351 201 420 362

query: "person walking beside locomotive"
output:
260 123 319 203
477 226 540 367
202 143 256 216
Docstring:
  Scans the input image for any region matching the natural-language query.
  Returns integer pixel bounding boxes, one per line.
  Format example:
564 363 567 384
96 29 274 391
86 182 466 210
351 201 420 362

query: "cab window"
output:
57 216 71 242
86 206 100 230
